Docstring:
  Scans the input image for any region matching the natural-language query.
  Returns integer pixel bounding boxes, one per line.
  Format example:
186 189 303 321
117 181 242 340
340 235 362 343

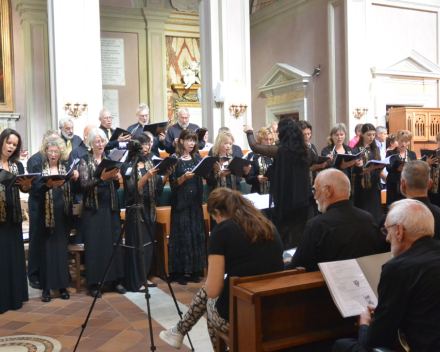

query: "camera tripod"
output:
73 153 195 352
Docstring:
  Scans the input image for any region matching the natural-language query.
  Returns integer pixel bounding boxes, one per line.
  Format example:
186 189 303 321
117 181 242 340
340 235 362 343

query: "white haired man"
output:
333 199 440 352
98 108 131 151
163 107 199 155
59 117 83 155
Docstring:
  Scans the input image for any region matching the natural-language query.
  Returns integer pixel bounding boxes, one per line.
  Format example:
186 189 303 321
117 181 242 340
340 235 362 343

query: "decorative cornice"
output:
166 17 198 26
14 0 47 20
170 0 198 13
142 7 172 26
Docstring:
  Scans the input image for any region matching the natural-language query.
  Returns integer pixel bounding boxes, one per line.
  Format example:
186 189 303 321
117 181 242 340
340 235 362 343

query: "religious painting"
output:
165 36 200 122
0 0 14 112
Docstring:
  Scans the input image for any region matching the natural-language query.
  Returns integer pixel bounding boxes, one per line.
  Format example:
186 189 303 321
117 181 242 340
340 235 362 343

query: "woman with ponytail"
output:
159 188 284 351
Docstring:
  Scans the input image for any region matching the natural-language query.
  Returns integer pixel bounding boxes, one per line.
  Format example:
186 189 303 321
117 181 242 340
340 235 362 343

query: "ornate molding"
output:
170 0 199 13
14 0 47 21
267 90 305 105
166 17 199 25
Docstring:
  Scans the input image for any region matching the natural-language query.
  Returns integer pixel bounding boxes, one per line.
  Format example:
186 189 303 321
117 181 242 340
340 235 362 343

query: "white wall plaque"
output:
187 107 202 128
102 89 120 128
101 38 126 86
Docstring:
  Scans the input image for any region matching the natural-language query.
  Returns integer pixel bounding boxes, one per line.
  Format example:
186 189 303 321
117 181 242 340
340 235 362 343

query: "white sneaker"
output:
159 327 184 349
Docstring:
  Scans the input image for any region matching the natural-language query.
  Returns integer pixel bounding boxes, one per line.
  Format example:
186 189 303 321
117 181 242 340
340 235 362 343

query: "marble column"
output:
47 0 103 138
14 0 52 155
198 0 252 148
143 5 171 123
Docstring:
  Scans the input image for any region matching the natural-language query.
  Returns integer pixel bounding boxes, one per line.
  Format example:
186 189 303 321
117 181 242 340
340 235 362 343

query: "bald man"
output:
287 169 380 272
68 125 97 164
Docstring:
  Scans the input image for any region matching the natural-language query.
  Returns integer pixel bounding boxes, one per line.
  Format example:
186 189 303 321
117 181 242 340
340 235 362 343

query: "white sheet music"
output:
243 193 270 210
319 259 377 318
108 149 126 161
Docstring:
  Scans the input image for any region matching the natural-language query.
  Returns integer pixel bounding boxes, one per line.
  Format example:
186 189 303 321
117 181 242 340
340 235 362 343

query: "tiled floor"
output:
0 276 207 352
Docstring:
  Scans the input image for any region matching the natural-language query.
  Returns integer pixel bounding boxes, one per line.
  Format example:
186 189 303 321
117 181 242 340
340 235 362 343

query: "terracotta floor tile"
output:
97 339 137 352
45 300 75 308
38 314 70 324
124 342 151 352
100 317 131 331
58 316 87 327
104 295 128 303
84 318 112 328
43 324 76 336
57 336 80 349
15 303 38 313
123 313 149 323
0 321 30 331
0 319 10 328
16 321 52 334
112 329 143 343
131 319 160 331
0 329 17 337
31 306 62 315
110 301 136 311
93 311 120 320
52 307 82 317
67 301 92 310
0 311 26 320
88 328 123 340
13 312 48 322
117 307 144 316
74 337 108 350
71 309 102 319
64 326 99 338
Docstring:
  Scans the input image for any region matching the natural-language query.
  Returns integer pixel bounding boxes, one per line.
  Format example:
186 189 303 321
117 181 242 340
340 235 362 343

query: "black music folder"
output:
109 127 132 142
0 170 39 189
195 128 208 142
93 159 123 178
317 156 331 164
333 149 366 167
420 149 439 165
365 155 393 168
192 156 226 178
263 164 273 179
153 157 179 176
142 122 168 137
226 157 252 178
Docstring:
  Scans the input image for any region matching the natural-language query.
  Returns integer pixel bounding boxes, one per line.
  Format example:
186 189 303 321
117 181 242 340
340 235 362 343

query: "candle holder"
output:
65 102 88 118
230 104 248 118
353 107 368 120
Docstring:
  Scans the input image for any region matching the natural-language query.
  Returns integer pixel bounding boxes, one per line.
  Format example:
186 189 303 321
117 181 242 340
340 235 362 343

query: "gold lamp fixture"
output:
353 107 368 120
65 102 88 118
230 104 248 118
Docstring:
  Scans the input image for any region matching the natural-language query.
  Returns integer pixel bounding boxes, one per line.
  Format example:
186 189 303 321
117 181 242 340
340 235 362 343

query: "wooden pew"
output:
228 270 357 352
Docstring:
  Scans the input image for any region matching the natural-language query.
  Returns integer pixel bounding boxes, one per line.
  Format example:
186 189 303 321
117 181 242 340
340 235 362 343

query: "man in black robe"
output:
333 199 440 352
98 108 131 151
163 107 199 155
286 168 381 272
27 130 61 289
59 117 82 157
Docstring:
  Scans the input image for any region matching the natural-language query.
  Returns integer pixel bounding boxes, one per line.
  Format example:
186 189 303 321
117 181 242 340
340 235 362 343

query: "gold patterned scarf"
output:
257 155 271 194
0 161 21 223
396 150 409 195
41 160 72 228
139 159 158 222
218 161 239 191
431 166 439 194
84 152 118 212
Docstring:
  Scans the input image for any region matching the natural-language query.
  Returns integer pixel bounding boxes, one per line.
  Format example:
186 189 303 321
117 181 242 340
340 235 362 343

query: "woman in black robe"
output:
352 124 384 222
121 133 171 291
0 129 34 313
427 134 440 206
244 118 318 249
79 128 125 297
31 136 78 302
385 130 417 205
169 129 205 285
298 120 327 218
0 128 33 314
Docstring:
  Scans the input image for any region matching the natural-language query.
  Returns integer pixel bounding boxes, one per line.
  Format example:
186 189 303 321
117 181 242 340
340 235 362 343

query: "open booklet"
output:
334 148 367 167
153 157 179 176
191 156 229 178
0 170 40 189
243 193 271 210
226 157 252 177
318 252 392 318
41 158 81 182
364 155 394 168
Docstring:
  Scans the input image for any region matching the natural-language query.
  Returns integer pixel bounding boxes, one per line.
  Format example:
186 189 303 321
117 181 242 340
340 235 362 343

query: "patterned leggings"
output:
177 285 229 350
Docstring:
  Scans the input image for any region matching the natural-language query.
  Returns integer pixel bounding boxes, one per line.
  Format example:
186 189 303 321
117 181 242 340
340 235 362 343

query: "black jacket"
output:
359 237 440 351
289 200 381 272
163 123 200 155
385 148 417 184
99 125 118 151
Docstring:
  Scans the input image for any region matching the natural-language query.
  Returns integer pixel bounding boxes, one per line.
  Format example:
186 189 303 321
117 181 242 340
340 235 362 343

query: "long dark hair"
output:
0 128 22 163
355 123 380 159
175 129 198 157
278 118 309 163
207 188 275 243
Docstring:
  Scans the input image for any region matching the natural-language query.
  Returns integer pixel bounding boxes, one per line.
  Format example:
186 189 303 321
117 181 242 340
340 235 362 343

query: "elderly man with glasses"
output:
333 199 440 352
285 168 380 272
163 107 200 155
59 117 83 157
98 108 131 151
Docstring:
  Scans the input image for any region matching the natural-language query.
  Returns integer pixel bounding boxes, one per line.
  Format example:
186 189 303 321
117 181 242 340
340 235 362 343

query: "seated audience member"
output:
159 188 284 351
348 123 363 148
163 107 199 155
208 127 243 158
333 199 440 352
286 169 380 272
98 108 130 151
59 117 82 156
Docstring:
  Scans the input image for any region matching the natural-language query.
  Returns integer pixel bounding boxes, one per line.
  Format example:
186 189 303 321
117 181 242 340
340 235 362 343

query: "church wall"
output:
250 1 337 151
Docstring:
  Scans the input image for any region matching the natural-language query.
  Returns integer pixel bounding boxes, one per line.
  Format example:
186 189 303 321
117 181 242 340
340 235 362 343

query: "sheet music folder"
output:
142 122 168 137
226 157 252 178
93 159 123 178
153 157 179 176
191 156 224 178
333 149 366 167
109 128 131 142
0 170 40 189
318 252 392 318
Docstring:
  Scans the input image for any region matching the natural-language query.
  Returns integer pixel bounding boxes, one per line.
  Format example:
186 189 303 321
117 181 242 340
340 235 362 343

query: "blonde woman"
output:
385 130 417 205
30 136 77 302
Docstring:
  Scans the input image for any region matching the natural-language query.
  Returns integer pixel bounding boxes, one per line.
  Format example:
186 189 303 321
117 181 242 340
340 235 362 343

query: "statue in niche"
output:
170 0 199 13
182 61 201 89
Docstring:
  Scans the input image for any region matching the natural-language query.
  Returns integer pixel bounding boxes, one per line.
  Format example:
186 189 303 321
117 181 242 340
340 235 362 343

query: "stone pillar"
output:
47 0 103 137
198 0 252 148
14 0 52 155
143 4 171 122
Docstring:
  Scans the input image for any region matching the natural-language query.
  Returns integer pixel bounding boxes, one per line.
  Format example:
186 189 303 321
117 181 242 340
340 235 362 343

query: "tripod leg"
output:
139 209 195 351
73 207 131 352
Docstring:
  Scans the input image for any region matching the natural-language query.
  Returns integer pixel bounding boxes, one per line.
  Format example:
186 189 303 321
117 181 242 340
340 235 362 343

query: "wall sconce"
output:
230 104 247 118
65 102 88 118
353 107 368 120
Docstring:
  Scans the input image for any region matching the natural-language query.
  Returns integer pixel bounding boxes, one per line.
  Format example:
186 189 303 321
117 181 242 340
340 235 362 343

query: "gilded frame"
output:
0 0 14 112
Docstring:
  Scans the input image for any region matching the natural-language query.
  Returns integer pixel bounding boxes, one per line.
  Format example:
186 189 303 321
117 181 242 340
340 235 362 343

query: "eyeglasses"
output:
63 127 73 132
311 185 328 196
380 223 404 236
101 117 112 121
138 114 149 118
46 150 60 155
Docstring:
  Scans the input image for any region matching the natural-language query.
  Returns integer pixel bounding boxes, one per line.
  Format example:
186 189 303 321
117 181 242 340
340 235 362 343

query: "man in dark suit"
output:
334 199 440 352
59 117 83 157
163 107 199 155
98 108 131 151
207 126 243 157
27 130 61 289
286 168 381 272
127 103 165 157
